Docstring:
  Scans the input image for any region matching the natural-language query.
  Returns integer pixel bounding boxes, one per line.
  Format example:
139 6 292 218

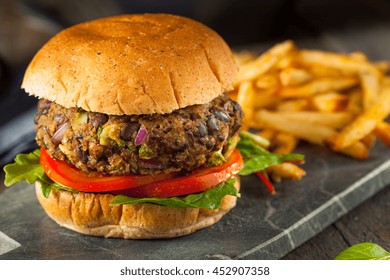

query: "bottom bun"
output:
35 176 240 239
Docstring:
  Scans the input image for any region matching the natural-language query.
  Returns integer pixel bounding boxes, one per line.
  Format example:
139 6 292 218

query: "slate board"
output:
1 140 389 260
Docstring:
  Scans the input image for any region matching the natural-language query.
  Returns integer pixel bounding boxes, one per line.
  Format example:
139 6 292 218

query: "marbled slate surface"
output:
1 141 389 260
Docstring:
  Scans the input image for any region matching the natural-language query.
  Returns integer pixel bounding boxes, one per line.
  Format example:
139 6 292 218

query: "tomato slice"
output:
40 147 243 197
39 147 178 192
112 149 243 198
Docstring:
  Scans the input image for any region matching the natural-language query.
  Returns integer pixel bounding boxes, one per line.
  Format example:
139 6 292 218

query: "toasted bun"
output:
35 176 240 239
22 14 237 115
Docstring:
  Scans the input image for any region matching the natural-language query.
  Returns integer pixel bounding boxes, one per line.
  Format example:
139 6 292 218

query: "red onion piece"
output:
52 122 68 144
135 124 148 146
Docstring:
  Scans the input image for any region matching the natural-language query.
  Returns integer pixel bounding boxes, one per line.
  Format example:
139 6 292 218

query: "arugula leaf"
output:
110 178 239 209
335 242 390 260
237 137 304 175
3 149 73 198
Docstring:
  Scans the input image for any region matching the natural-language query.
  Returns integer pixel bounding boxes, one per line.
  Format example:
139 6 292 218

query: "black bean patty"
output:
35 94 243 175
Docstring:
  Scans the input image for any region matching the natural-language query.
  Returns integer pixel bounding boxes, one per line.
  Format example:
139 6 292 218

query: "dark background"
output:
2 0 390 68
0 0 389 259
1 0 390 120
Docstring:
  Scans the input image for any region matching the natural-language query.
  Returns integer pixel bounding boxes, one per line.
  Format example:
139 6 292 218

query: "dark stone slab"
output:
283 186 390 259
1 141 389 260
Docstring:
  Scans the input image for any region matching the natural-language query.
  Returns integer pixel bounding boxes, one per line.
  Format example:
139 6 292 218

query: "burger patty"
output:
35 94 243 175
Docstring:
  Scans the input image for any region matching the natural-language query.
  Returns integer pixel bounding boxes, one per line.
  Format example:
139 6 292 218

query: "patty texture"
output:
35 94 243 175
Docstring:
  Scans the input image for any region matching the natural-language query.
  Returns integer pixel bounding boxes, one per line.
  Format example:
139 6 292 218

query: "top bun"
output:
22 14 237 115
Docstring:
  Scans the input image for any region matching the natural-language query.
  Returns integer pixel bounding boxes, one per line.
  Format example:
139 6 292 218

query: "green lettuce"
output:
4 149 44 186
3 149 72 198
237 133 304 176
110 178 239 209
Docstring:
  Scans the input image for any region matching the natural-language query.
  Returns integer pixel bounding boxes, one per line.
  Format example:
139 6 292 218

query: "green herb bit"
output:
138 145 155 159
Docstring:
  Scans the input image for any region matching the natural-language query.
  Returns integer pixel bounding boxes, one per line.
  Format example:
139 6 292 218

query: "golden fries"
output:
360 71 381 110
271 132 299 154
279 68 312 86
310 92 349 112
267 163 306 183
255 110 337 145
298 49 382 76
231 40 390 174
374 121 390 148
328 86 390 150
237 81 255 129
278 77 357 98
234 40 296 86
274 111 353 129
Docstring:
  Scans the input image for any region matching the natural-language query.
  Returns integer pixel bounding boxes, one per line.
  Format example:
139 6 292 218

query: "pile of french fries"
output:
230 40 390 182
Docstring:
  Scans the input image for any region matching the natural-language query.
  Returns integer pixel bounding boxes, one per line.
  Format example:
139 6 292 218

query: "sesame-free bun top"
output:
22 14 237 115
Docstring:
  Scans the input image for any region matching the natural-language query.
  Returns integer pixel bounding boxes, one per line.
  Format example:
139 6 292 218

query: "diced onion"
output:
135 124 148 145
52 122 68 144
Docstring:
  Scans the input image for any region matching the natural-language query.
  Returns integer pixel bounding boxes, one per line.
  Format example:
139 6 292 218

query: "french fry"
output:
360 71 381 110
276 99 309 112
361 133 376 149
255 110 337 145
271 132 299 154
275 111 353 129
299 49 382 77
383 77 390 87
278 77 357 98
253 89 281 109
328 86 390 150
374 60 390 74
279 67 312 86
267 163 306 183
374 121 390 148
234 51 256 67
237 81 255 129
309 91 349 112
350 51 368 62
337 141 369 160
276 54 294 69
345 89 362 115
255 73 279 89
234 40 296 85
307 64 351 78
257 129 277 142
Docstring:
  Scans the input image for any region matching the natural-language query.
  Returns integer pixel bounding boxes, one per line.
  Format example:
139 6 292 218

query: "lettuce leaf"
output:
110 178 239 209
237 135 304 176
3 149 75 198
4 149 44 186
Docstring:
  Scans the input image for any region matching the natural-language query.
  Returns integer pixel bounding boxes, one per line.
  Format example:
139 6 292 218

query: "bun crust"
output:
22 14 237 115
35 177 240 239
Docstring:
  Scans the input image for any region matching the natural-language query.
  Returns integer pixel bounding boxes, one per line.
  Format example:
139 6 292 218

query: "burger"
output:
5 14 244 239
